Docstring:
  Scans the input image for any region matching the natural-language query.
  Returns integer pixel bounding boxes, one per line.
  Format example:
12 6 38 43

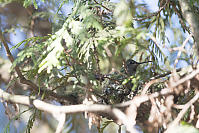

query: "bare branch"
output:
117 68 199 108
166 92 199 132
0 29 24 78
151 68 181 80
0 88 138 133
0 88 33 105
173 92 199 124
55 113 66 133
171 1 190 33
141 79 162 95
174 33 193 68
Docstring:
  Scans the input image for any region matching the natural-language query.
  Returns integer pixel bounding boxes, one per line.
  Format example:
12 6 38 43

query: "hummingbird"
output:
96 59 152 80
100 59 152 104
125 59 152 76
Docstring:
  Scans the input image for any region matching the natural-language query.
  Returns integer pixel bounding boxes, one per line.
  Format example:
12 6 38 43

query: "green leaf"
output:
23 0 39 9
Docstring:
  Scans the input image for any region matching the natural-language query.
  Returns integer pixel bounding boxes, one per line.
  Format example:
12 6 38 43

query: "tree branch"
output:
174 92 199 124
117 68 199 108
171 1 190 33
1 67 199 131
55 113 66 133
0 88 138 133
174 33 193 68
166 92 199 132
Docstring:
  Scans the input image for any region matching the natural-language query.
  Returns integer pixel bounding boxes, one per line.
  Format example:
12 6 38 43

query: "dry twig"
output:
174 33 193 68
172 92 199 125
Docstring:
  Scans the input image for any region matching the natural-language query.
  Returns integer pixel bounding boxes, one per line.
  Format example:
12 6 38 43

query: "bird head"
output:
125 59 152 76
126 59 139 76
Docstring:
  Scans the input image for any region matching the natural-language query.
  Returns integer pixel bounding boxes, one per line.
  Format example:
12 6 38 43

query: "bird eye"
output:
129 60 135 64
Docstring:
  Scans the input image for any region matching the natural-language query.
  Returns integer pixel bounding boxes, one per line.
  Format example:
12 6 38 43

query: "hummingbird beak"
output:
138 61 152 64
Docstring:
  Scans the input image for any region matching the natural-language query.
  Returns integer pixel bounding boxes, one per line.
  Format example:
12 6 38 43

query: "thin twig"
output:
149 36 162 49
174 33 193 68
141 79 162 95
151 68 181 80
174 92 199 124
0 30 24 78
133 0 170 21
93 0 112 12
171 1 190 34
166 92 199 130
